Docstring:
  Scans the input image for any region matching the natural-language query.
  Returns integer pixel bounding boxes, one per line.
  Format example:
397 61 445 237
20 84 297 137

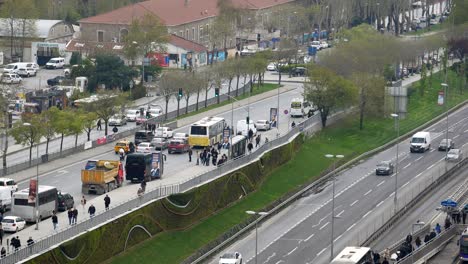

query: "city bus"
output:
188 116 226 147
331 247 374 264
460 227 468 261
11 185 58 222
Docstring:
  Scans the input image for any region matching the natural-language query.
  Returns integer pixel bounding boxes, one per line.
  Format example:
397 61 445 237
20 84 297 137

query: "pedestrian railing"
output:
1 102 319 264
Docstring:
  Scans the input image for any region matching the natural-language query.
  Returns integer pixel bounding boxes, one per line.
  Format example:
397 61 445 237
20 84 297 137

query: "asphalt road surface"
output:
212 104 468 264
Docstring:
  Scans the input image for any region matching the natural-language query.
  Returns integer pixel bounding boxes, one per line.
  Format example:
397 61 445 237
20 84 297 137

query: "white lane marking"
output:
350 200 359 206
427 164 435 170
346 223 356 231
319 222 329 230
402 182 410 188
388 192 395 199
274 261 284 264
464 129 468 133
334 234 343 242
415 156 423 162
454 134 460 139
403 163 411 169
265 253 276 263
415 172 423 178
430 148 435 152
377 181 385 187
362 211 372 219
376 201 384 207
335 210 345 218
364 189 372 196
317 248 327 256
286 246 298 256
304 233 315 242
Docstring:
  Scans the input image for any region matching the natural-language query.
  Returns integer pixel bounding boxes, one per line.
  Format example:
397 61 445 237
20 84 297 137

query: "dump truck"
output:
81 160 123 195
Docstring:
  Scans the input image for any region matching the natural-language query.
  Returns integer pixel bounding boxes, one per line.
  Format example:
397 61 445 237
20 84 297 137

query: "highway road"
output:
0 83 304 244
211 104 468 264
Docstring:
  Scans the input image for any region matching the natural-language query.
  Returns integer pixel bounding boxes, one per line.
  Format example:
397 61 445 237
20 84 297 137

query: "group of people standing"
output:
196 147 227 167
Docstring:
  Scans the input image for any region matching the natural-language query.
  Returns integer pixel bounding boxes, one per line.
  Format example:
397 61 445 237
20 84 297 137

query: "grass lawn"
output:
176 83 281 120
110 70 466 264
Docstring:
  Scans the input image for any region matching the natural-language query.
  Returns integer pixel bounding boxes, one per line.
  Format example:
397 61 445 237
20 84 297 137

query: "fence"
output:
1 97 315 264
0 82 253 177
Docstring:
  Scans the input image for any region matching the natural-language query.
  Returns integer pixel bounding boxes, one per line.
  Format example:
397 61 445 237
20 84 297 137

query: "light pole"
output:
24 122 40 230
391 113 400 214
411 220 425 263
226 94 250 158
325 154 344 261
246 210 268 264
441 83 449 169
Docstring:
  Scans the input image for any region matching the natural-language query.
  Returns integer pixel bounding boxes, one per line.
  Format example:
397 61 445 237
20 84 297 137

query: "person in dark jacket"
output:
255 134 261 148
27 237 34 246
88 204 96 218
1 247 6 258
104 195 111 210
0 224 3 245
445 217 451 229
415 236 422 248
52 211 58 230
72 208 78 225
247 142 253 153
424 234 430 243
248 129 254 142
67 208 73 225
382 257 389 264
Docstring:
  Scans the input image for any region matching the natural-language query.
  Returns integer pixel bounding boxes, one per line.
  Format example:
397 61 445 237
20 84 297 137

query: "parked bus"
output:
290 98 313 117
188 116 226 147
11 185 57 222
220 135 248 159
331 247 373 264
460 227 468 261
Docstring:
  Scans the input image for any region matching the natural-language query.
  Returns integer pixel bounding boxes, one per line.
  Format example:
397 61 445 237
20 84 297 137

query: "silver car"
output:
151 137 169 150
446 149 462 162
109 114 127 126
255 120 271 131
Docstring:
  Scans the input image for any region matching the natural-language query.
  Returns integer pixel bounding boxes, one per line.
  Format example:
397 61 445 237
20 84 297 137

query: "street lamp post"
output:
24 122 40 230
325 154 344 261
246 210 268 264
391 113 400 213
411 220 425 263
441 83 449 169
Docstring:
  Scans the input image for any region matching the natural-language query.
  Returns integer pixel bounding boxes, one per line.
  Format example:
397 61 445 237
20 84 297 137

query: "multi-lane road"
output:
212 103 468 264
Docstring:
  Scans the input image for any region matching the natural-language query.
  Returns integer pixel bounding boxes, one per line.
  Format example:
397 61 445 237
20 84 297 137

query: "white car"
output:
310 41 322 51
446 149 463 162
1 73 22 84
109 114 127 126
0 177 18 193
125 109 143 122
266 63 277 71
17 67 36 77
1 216 26 232
173 132 189 141
219 252 242 264
320 41 329 49
155 127 173 138
255 120 271 131
136 142 155 153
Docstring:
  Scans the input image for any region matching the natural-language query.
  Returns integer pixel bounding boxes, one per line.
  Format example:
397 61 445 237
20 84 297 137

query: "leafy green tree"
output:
85 91 128 136
53 110 72 154
10 118 43 164
192 72 209 111
80 111 98 141
95 54 138 91
67 111 85 148
304 65 357 127
352 73 385 130
69 52 80 65
419 63 428 96
158 72 178 119
182 73 197 115
40 107 61 155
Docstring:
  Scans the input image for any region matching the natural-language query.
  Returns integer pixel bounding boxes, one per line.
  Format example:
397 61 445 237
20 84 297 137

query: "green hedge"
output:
26 135 302 264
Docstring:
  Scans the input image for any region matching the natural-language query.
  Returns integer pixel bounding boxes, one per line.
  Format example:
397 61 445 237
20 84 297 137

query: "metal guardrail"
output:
0 82 252 177
3 94 312 264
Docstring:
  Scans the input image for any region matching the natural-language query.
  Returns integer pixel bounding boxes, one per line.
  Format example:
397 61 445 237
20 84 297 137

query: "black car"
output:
438 139 454 151
57 192 74 211
376 161 394 176
47 76 66 86
290 67 307 77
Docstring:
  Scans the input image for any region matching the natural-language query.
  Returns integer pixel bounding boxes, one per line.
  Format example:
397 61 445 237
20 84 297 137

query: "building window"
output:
199 27 203 42
186 29 189 39
120 28 129 42
97 31 104 42
192 28 195 40
179 30 183 37
64 26 68 33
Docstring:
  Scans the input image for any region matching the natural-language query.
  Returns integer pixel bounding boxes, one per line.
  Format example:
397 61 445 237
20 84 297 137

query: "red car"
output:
168 139 190 154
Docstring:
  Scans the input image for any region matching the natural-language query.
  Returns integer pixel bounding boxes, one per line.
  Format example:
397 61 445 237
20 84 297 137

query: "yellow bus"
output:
188 116 226 147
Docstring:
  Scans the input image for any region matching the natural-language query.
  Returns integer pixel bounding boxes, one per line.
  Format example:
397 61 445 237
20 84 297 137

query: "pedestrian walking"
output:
382 257 389 264
0 224 3 245
67 208 73 225
457 210 461 224
445 217 452 229
435 223 441 234
247 142 253 153
291 121 296 128
14 236 20 252
196 150 200 165
88 204 96 218
27 237 34 246
405 233 412 244
248 129 254 142
104 195 111 211
1 247 5 258
137 187 144 197
255 134 261 148
140 179 146 193
10 237 16 252
52 211 58 230
188 148 193 162
206 152 211 166
81 196 86 210
415 236 421 248
72 208 78 225
463 211 467 224
97 119 102 130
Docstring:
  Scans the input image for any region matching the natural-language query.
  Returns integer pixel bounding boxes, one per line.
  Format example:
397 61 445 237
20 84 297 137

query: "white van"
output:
290 98 313 117
46 57 65 69
236 120 257 137
0 186 12 211
410 131 431 153
3 63 28 74
147 108 163 117
0 178 18 194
